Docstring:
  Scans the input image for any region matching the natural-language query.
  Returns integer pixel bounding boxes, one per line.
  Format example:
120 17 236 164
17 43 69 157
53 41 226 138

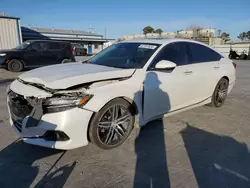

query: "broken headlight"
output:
43 95 92 113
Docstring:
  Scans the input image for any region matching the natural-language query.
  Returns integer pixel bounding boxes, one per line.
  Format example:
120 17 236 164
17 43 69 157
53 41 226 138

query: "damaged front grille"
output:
8 91 33 132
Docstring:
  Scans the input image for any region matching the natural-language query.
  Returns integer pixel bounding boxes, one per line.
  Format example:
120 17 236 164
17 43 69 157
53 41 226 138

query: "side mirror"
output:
155 60 176 70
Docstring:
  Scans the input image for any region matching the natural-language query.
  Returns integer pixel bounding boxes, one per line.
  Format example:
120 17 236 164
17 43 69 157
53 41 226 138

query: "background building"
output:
0 14 22 50
21 27 110 54
0 13 114 54
121 28 223 46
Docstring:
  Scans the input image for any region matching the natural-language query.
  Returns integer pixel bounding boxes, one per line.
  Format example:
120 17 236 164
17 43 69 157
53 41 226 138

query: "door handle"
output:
213 63 220 69
184 70 193 74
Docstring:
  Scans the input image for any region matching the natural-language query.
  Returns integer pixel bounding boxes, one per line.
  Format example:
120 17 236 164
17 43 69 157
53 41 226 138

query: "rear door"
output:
187 42 223 102
43 42 63 65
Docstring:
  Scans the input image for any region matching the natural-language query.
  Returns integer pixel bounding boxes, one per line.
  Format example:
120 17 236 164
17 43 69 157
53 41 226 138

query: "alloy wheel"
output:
215 80 228 106
97 104 133 146
12 62 20 70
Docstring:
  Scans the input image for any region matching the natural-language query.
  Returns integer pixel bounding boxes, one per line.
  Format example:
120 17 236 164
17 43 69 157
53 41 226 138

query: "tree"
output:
143 26 154 34
246 30 250 40
154 28 163 34
237 32 247 41
220 32 230 42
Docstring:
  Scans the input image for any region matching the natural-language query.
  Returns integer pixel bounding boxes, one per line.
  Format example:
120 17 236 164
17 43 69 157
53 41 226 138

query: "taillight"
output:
69 47 73 52
232 62 236 69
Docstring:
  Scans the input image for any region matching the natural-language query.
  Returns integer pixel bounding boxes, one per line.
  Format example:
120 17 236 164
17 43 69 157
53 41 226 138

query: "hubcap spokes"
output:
98 105 131 146
216 82 227 104
13 63 19 70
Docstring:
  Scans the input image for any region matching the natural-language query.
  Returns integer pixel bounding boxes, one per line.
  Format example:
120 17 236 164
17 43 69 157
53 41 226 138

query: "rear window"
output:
188 43 222 63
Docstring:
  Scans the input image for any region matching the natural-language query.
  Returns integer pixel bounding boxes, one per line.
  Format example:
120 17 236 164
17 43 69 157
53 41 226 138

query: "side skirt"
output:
139 97 212 127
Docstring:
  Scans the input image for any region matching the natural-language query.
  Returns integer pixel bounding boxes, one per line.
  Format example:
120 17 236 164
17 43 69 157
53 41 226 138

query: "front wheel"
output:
7 59 24 72
209 78 229 107
61 59 71 64
89 98 135 150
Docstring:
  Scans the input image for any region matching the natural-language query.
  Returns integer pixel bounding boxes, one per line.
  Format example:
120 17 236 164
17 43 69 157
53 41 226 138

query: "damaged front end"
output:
7 76 125 133
7 79 93 134
42 93 93 113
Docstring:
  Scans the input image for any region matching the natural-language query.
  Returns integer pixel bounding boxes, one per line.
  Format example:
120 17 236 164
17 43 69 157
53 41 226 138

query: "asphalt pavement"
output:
0 60 249 188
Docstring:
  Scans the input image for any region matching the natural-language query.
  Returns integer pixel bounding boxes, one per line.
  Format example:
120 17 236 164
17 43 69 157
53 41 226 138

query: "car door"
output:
143 42 195 121
44 42 62 65
24 42 46 67
187 42 223 103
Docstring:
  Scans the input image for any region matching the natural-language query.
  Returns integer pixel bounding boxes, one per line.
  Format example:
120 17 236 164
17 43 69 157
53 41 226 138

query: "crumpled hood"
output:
18 62 135 89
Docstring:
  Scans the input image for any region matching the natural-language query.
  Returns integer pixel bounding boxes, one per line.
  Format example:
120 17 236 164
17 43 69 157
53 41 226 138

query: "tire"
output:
244 55 247 60
7 59 24 72
89 98 135 150
61 59 71 64
209 78 229 108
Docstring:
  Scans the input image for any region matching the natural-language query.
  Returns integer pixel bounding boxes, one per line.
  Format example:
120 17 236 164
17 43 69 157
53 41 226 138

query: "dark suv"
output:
0 40 76 72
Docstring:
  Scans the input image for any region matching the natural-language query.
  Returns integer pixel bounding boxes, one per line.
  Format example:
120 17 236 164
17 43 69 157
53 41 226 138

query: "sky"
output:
0 0 250 40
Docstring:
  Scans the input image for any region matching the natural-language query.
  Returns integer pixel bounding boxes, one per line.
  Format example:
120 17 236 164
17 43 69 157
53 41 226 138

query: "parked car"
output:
7 39 236 150
0 40 76 72
229 49 249 60
71 43 87 56
228 50 240 60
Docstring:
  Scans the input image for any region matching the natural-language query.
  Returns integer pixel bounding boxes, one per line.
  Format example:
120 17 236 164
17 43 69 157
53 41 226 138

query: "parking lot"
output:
0 60 249 188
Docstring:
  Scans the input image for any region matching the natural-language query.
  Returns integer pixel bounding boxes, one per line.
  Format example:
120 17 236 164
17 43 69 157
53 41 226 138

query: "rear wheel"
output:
61 59 71 63
209 78 229 107
89 98 135 150
7 59 24 72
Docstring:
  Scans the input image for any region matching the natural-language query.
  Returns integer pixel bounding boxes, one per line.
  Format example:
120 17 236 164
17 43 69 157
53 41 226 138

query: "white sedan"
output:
7 39 236 150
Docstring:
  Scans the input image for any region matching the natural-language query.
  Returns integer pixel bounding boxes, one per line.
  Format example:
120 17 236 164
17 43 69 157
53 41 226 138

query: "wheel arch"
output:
222 76 229 82
6 58 25 71
86 96 140 142
6 57 25 67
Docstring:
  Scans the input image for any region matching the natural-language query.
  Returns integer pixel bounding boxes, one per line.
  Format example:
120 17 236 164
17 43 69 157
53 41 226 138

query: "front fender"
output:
83 74 144 116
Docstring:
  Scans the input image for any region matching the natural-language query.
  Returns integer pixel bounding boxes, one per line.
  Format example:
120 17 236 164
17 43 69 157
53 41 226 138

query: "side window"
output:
40 42 49 50
188 43 222 63
31 42 44 51
48 42 61 50
152 42 189 67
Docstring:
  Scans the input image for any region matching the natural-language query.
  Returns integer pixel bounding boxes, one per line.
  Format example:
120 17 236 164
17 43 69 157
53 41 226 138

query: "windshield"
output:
15 41 31 49
87 42 160 69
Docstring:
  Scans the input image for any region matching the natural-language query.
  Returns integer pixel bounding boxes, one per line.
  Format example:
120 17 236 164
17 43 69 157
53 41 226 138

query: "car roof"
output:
120 38 209 46
119 38 224 57
26 40 70 44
